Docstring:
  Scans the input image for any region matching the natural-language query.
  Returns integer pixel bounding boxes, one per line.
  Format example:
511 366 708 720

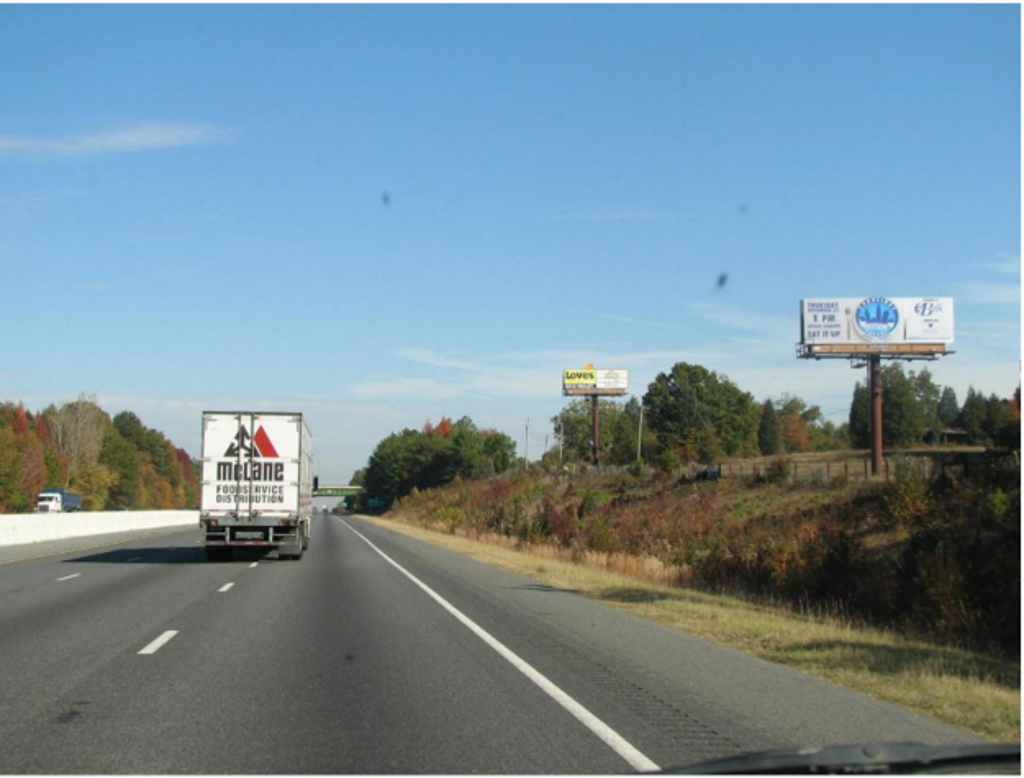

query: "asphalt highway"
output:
0 514 980 774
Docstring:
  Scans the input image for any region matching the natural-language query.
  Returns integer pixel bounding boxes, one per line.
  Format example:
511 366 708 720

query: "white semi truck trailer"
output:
199 412 313 561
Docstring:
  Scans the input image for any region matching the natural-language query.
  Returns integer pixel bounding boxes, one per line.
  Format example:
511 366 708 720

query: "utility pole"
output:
525 417 530 467
591 395 600 468
636 403 644 463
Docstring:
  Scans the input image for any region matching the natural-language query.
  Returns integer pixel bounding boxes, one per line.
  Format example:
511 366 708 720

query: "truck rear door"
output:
201 413 301 523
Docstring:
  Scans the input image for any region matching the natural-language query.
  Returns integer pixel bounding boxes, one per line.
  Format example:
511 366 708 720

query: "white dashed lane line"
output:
56 573 81 582
249 562 259 568
139 630 179 655
218 583 235 593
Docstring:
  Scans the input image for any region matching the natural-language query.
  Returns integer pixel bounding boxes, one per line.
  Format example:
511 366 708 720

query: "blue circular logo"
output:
855 298 900 342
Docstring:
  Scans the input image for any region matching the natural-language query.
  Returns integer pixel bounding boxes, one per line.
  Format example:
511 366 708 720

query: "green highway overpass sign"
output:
313 485 364 498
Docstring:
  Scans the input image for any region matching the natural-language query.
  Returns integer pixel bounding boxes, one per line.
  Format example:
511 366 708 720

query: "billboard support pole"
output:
591 395 600 469
870 354 883 476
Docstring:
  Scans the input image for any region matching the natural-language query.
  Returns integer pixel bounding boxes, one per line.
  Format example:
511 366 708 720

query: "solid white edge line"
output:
338 518 660 773
56 573 81 581
218 582 235 592
138 630 179 655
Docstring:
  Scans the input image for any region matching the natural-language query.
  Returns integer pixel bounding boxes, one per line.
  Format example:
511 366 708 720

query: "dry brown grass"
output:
359 513 1020 743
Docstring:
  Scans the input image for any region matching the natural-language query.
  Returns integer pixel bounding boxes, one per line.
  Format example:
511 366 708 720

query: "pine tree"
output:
849 382 870 449
758 400 783 455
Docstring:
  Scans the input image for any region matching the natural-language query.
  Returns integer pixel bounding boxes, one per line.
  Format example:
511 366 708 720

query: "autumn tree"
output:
175 448 198 507
0 423 21 512
781 413 811 453
45 394 107 490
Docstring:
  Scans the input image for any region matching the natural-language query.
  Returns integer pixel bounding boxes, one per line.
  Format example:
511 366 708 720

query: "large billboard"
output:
801 298 954 353
562 368 629 396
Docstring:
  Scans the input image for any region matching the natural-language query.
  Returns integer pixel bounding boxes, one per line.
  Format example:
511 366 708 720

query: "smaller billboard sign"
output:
562 368 628 396
563 369 597 387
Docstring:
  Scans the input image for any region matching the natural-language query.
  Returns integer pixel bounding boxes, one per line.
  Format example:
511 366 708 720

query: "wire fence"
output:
716 450 1005 485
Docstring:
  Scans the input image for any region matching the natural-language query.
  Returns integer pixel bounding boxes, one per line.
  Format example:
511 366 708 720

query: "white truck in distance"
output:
35 488 82 513
199 412 313 561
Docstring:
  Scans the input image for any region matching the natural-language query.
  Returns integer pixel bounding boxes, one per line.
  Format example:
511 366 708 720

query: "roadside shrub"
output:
763 457 792 485
578 489 612 518
985 488 1010 521
537 495 577 547
884 457 933 529
584 511 622 554
435 505 465 534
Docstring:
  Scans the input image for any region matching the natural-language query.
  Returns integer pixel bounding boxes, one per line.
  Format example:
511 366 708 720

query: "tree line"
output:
848 367 1020 449
351 360 1019 506
355 416 517 508
0 395 198 513
549 361 1019 469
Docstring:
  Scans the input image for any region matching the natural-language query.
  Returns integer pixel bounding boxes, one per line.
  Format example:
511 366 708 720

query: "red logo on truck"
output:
224 425 279 458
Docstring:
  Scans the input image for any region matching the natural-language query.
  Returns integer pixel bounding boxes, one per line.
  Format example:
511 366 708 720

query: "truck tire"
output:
293 528 305 560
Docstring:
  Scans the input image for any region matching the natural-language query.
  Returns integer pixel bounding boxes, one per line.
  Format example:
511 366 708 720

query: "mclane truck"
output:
35 488 82 513
199 412 313 561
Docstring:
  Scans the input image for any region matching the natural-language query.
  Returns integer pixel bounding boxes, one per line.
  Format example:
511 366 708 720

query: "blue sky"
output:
1 4 1019 482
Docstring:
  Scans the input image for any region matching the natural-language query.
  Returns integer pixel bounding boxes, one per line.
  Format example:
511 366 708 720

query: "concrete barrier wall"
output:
0 511 199 547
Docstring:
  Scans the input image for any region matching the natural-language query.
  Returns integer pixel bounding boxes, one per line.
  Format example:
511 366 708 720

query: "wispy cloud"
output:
393 348 486 372
349 378 464 399
546 206 668 222
0 122 233 161
975 254 1021 276
0 187 85 217
957 254 1021 305
959 282 1021 305
686 301 793 335
586 310 689 332
497 348 721 368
